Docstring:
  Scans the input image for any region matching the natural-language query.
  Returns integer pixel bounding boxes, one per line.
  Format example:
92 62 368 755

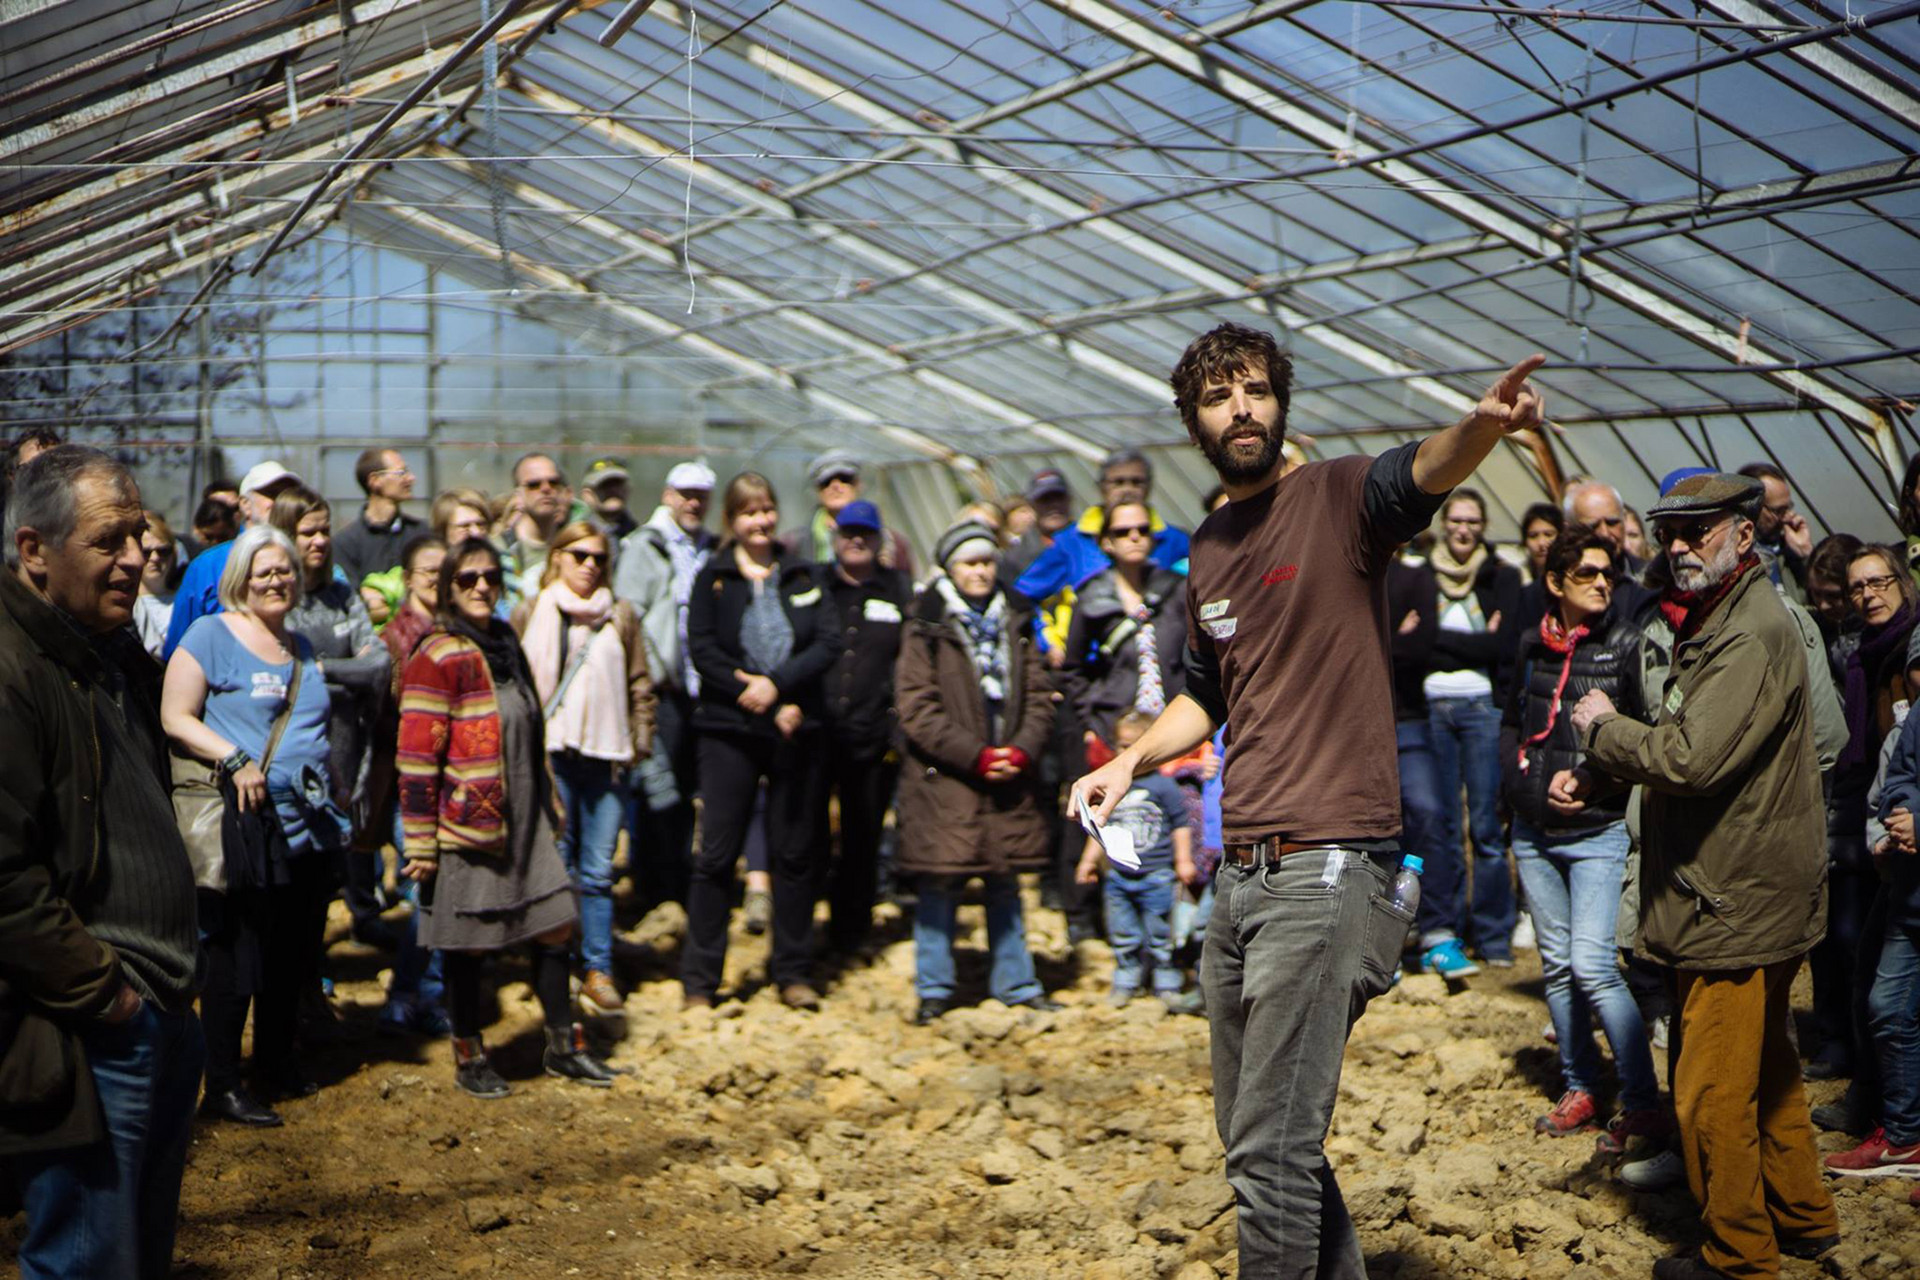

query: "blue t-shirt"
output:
1107 773 1191 874
178 613 341 854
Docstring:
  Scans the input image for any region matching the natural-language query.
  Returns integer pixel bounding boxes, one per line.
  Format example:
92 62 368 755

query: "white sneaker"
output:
1650 1014 1670 1051
1618 1148 1686 1190
1511 912 1536 952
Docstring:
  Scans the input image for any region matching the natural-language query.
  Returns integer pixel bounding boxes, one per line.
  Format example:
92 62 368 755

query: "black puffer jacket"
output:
1501 605 1649 834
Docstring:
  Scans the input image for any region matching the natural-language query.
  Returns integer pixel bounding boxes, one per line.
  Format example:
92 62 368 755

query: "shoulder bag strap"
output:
543 625 598 721
259 652 304 774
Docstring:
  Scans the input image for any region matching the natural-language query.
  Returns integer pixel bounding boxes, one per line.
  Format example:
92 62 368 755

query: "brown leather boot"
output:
579 970 622 1014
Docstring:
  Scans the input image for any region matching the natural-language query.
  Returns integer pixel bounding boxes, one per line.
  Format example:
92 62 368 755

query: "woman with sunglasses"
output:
1502 525 1662 1147
510 522 655 1017
1061 500 1188 763
134 509 185 659
397 538 614 1096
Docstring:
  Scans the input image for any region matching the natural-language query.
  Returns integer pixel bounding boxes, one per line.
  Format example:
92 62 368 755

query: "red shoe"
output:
1535 1089 1598 1136
1823 1128 1920 1178
1596 1107 1676 1154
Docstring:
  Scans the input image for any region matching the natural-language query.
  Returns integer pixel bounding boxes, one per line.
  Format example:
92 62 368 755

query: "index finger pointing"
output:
1496 352 1547 401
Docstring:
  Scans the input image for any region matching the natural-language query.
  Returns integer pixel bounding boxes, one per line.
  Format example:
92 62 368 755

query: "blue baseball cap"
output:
1658 466 1716 496
835 500 882 533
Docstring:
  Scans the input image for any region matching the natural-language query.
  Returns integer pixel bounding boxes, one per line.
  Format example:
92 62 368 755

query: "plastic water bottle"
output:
1391 855 1424 917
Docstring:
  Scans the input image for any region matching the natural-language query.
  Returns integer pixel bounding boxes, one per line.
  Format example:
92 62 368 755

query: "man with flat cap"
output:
1557 471 1839 1279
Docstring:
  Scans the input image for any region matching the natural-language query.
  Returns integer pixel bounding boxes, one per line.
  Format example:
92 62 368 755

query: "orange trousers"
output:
1673 959 1838 1279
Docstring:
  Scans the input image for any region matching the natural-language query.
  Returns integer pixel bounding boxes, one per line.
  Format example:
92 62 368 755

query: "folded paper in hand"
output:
1076 790 1140 871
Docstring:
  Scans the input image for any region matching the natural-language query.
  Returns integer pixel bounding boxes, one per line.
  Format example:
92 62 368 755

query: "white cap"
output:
239 460 298 495
665 461 717 491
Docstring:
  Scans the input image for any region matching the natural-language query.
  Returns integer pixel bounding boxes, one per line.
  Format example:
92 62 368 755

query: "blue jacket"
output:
1875 710 1920 925
162 538 234 660
1013 506 1189 652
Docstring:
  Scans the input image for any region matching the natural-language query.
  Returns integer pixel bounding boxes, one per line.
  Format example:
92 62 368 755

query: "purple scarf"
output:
1842 602 1917 770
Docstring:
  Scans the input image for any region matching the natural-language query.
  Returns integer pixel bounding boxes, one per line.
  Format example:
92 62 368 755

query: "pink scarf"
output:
523 583 631 762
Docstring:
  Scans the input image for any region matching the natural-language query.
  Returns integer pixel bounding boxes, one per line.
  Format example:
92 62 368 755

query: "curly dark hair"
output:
1169 322 1294 438
1542 524 1617 592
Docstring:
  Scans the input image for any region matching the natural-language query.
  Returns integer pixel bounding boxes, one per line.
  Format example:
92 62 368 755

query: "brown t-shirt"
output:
1183 442 1444 844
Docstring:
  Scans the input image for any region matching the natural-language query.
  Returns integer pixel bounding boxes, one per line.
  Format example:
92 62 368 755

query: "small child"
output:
1077 711 1204 1013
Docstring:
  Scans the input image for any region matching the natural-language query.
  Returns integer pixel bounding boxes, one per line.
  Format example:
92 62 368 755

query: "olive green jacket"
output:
1586 563 1827 970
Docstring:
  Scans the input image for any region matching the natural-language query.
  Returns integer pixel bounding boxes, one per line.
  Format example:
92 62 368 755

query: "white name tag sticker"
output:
788 587 821 607
862 598 902 623
250 672 287 700
1199 599 1231 621
1205 617 1237 641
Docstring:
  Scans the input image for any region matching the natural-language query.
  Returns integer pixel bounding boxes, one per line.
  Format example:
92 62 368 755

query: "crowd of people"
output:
3 326 1919 1278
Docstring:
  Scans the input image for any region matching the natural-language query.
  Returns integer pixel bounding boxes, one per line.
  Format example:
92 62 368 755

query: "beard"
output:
1670 528 1742 593
1197 420 1284 483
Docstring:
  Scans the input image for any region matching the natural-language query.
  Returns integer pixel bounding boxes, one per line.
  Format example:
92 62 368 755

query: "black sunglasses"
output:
454 568 504 590
565 548 609 565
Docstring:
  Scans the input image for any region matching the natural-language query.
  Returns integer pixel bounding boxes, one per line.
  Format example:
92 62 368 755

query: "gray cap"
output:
808 449 861 488
935 520 1000 569
1645 472 1763 521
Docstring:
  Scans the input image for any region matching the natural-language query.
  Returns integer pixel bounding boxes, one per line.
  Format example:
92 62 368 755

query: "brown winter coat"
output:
1584 562 1827 971
894 586 1055 878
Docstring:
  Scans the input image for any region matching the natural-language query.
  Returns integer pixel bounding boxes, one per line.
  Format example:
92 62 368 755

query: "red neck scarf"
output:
1659 552 1760 640
1518 613 1590 772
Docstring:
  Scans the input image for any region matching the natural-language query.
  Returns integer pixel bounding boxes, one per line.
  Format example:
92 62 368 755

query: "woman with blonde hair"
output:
162 525 344 1125
135 509 184 658
510 521 655 1015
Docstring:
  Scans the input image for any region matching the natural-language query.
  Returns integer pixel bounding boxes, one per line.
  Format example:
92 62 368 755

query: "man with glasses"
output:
502 453 586 602
783 449 915 576
334 448 423 594
816 500 913 952
1737 461 1812 606
1559 472 1839 1279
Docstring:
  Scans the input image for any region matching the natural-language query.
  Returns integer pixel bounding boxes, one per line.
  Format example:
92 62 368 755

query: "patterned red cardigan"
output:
397 631 510 864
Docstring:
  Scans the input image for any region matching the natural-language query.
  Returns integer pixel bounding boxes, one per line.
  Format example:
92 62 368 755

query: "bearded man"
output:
1559 472 1839 1280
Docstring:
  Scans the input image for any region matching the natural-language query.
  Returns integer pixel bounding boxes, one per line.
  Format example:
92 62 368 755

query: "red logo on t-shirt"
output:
1261 564 1298 586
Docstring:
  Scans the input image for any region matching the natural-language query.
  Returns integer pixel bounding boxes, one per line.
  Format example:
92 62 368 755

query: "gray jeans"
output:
1201 848 1407 1279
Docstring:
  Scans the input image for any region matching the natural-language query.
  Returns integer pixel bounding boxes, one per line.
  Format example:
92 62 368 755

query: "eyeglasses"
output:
1563 563 1614 586
1849 574 1903 603
520 476 564 492
250 568 293 584
815 471 857 488
454 568 504 590
142 544 173 560
373 465 413 478
1105 524 1153 540
565 548 608 565
1652 515 1730 548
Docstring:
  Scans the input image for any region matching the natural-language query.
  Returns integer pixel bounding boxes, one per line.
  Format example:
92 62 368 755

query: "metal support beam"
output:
357 202 985 477
0 0 429 163
1700 0 1920 130
1034 0 1893 433
414 145 1110 460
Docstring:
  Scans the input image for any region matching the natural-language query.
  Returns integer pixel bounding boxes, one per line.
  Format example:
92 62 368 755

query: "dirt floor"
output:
7 884 1918 1280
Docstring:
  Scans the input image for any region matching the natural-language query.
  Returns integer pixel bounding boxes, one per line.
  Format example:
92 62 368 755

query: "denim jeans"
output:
551 751 631 975
1427 695 1515 957
1512 820 1659 1110
913 873 1043 1004
1201 847 1407 1279
1106 866 1181 994
1812 802 1875 1066
1396 718 1452 947
387 801 443 1008
1868 920 1920 1146
7 1005 206 1280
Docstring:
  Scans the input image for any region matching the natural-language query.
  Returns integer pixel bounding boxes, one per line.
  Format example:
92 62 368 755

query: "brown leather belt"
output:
1224 839 1332 868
